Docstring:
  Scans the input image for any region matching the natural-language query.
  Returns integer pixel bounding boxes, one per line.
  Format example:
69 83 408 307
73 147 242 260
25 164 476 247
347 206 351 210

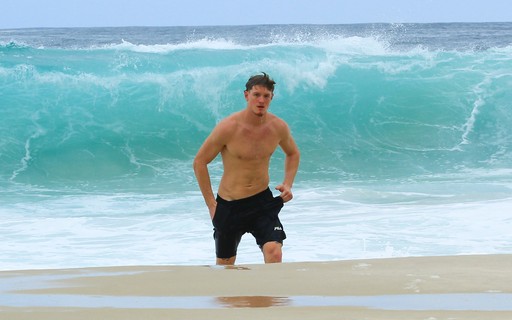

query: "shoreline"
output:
1 254 512 319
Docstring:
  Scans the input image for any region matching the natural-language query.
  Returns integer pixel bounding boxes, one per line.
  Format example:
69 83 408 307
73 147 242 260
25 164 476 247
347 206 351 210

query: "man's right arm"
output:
193 123 228 218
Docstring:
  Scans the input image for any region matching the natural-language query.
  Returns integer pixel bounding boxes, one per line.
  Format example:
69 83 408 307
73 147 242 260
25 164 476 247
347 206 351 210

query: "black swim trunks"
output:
212 187 286 259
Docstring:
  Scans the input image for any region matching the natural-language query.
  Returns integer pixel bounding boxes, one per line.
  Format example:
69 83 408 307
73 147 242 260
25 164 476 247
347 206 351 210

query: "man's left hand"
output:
275 184 293 203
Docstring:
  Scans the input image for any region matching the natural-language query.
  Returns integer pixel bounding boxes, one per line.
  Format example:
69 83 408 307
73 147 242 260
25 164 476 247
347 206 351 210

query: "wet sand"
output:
1 254 511 319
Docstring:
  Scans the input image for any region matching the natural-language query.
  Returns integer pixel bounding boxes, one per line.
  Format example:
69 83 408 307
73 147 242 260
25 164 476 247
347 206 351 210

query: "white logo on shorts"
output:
274 226 283 231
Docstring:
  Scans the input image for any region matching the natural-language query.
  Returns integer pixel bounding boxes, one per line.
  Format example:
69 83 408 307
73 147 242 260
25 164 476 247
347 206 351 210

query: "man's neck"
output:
242 109 267 126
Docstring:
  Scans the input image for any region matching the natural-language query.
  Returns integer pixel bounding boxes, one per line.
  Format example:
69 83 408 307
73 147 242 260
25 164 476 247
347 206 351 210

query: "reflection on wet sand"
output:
216 296 291 308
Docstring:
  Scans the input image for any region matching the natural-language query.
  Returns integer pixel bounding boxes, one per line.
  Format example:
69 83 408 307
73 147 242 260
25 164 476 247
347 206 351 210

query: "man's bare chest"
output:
225 127 280 160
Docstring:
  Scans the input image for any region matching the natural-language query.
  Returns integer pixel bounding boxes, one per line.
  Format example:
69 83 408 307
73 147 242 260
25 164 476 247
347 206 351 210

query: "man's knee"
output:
263 242 282 263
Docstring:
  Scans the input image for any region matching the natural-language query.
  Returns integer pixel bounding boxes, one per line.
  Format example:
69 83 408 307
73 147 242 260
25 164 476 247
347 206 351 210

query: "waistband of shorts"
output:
216 187 272 205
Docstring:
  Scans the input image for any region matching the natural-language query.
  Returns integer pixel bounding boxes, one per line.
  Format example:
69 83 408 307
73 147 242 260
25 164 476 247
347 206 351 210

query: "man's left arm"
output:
276 125 300 203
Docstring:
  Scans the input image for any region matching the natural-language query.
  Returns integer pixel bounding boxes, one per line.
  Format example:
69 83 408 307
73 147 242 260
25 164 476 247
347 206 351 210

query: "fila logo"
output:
274 226 283 231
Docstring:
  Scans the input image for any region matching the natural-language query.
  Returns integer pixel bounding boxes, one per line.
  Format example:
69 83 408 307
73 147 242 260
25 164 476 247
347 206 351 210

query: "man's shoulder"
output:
213 112 240 135
218 112 240 126
268 113 290 132
269 113 286 124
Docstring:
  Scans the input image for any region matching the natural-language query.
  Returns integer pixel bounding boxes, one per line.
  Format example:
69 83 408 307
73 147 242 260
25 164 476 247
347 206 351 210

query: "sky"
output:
1 0 511 29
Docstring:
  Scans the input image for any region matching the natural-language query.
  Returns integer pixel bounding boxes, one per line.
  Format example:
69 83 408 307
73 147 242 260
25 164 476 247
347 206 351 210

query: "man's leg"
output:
216 256 236 265
214 227 241 266
262 241 282 263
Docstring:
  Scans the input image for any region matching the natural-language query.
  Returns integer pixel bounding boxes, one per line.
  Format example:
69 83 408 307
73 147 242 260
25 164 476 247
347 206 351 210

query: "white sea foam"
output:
110 38 247 53
1 181 511 270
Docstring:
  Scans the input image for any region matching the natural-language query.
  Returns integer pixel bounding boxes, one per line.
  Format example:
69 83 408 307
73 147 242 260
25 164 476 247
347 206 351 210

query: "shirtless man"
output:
193 73 300 265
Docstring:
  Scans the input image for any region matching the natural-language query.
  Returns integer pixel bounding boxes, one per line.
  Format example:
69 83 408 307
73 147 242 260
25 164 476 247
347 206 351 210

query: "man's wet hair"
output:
245 72 276 92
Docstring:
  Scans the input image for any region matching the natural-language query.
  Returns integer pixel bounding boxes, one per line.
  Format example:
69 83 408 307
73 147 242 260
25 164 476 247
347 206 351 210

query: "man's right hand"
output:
208 202 217 220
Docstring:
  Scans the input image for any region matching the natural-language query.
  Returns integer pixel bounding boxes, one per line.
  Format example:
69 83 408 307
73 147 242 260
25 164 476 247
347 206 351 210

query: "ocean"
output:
1 23 511 270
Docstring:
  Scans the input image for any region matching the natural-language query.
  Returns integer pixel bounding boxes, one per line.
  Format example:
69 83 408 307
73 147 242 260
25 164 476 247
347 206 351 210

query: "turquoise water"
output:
1 23 511 269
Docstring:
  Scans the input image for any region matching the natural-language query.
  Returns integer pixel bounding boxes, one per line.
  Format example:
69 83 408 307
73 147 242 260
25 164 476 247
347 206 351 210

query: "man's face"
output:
244 85 273 117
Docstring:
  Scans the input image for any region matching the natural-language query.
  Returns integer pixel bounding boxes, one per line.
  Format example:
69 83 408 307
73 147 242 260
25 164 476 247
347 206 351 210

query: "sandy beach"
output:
1 254 511 319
